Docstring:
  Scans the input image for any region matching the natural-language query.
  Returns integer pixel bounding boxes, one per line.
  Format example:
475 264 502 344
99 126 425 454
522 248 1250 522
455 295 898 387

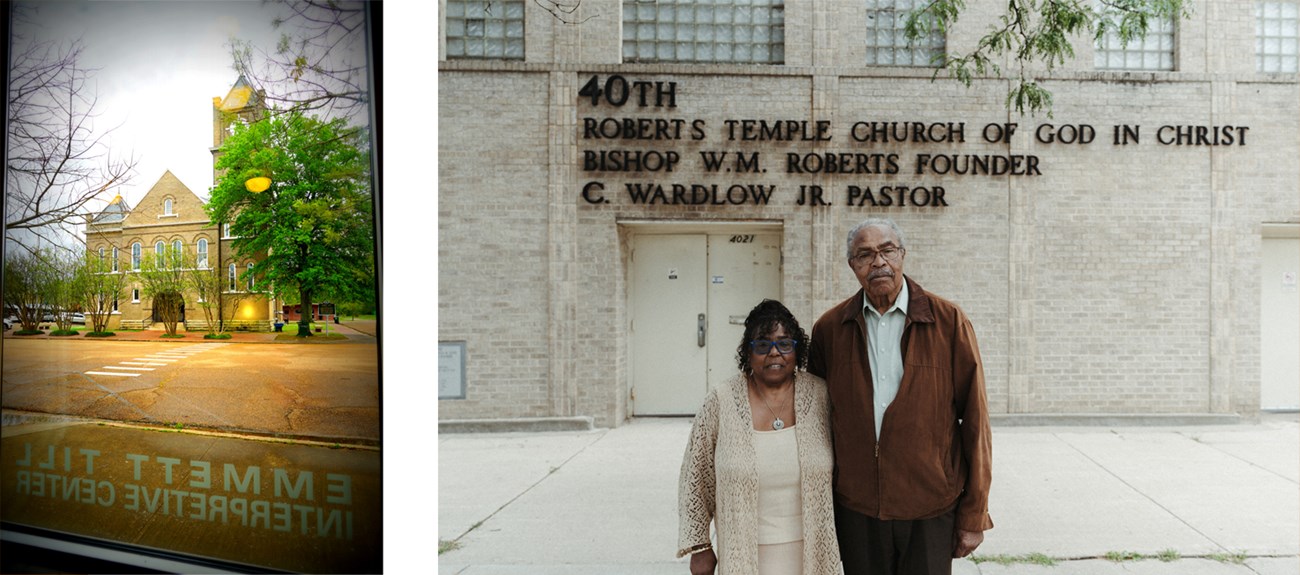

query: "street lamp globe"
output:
245 176 272 193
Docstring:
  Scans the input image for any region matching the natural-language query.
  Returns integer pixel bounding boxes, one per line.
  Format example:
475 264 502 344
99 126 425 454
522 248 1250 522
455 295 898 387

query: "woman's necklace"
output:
753 378 793 430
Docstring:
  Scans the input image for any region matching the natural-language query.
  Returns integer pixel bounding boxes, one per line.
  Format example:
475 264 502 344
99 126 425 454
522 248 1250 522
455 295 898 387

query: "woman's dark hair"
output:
736 299 809 374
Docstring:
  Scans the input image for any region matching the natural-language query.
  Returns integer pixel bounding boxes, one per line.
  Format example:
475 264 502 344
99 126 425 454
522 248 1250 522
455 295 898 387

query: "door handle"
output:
698 313 706 347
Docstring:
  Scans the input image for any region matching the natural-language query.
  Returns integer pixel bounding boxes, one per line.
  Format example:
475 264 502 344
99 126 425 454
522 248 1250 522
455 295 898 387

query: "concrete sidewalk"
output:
2 318 375 343
438 416 1299 575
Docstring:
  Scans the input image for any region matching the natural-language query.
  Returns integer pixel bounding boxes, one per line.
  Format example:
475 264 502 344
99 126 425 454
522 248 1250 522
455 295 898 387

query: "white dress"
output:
753 425 804 575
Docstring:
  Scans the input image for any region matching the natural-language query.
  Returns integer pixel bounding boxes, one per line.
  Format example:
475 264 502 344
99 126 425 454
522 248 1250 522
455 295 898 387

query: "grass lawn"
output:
275 321 348 341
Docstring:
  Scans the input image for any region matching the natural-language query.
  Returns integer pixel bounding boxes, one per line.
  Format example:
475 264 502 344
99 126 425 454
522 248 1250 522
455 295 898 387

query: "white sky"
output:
13 0 287 209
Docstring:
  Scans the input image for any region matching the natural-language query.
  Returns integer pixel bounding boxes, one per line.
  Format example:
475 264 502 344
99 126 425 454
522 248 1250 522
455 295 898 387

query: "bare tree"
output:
47 248 83 334
77 251 127 334
229 0 370 121
183 250 252 337
136 248 188 337
6 10 138 253
2 248 59 332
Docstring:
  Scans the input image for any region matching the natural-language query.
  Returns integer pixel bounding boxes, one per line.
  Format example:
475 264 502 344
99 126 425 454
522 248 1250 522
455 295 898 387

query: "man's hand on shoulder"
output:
953 529 984 558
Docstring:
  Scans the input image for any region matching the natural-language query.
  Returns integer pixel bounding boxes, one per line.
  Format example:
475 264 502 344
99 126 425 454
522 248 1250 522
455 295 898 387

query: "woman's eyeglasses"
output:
749 339 798 355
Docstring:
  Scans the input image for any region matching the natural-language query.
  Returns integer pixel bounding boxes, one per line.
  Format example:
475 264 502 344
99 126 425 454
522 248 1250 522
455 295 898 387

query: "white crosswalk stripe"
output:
87 343 228 379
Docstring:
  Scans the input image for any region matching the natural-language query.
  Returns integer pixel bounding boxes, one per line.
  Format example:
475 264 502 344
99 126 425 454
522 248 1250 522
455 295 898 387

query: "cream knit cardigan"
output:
677 371 843 575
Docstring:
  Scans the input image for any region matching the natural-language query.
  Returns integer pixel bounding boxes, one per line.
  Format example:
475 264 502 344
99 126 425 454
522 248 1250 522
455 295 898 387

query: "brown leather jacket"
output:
808 276 993 533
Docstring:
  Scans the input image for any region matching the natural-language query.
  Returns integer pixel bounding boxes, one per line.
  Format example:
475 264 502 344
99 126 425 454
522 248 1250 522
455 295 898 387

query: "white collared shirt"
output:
864 280 908 439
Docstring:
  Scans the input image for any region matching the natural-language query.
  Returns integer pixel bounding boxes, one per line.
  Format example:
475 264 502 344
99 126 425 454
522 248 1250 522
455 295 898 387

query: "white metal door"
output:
706 233 783 391
631 231 783 415
631 235 709 415
1261 233 1300 410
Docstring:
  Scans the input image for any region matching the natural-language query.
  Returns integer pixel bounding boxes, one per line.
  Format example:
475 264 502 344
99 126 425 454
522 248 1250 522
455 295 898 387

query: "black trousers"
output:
835 502 955 575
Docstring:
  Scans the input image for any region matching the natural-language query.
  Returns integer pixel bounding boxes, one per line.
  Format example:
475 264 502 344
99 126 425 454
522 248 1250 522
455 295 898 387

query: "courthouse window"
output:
445 0 525 59
864 0 945 67
197 239 209 268
1258 2 1300 72
622 0 786 64
131 242 141 270
1095 12 1176 70
112 247 119 272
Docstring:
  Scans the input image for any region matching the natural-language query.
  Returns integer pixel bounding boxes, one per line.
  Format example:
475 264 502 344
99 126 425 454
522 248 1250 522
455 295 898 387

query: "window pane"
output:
1257 2 1300 72
446 0 525 60
622 0 784 64
865 0 945 67
1096 12 1176 71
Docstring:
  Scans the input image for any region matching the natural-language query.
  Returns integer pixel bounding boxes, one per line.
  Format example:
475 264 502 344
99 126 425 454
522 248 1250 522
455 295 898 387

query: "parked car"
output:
41 313 55 322
2 317 11 331
71 313 85 324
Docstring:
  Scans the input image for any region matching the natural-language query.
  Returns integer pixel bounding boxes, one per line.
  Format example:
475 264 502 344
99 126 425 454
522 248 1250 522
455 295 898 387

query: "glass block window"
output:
445 0 525 59
622 0 786 64
1258 2 1299 72
865 0 945 66
1095 13 1176 70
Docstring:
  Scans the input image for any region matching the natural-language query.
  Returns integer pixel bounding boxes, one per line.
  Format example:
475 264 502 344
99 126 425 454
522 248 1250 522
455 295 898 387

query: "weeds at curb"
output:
1207 552 1248 564
1104 551 1146 562
970 553 1056 566
438 539 461 554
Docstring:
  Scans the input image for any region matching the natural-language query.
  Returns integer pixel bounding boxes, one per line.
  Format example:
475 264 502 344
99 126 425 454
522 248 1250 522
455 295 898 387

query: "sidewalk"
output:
438 416 1299 575
3 318 375 343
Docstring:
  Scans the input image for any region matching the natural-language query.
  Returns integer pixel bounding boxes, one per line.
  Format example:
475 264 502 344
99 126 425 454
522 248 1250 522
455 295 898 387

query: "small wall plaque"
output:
439 341 467 399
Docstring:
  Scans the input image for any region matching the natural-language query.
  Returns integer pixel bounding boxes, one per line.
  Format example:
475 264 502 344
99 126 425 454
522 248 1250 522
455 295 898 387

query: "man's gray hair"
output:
845 218 906 260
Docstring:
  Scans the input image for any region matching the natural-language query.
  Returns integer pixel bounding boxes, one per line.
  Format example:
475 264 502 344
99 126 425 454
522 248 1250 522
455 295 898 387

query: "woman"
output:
677 299 841 575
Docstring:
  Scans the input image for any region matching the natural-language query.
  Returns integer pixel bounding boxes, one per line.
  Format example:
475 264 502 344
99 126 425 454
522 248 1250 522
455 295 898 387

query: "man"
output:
808 218 992 575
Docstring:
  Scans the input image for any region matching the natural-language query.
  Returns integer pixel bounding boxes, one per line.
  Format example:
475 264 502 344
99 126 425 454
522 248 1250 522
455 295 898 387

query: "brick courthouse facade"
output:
438 1 1300 427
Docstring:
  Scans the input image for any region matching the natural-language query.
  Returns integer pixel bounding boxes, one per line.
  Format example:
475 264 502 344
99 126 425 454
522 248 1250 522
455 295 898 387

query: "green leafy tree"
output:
207 111 373 337
906 0 1192 114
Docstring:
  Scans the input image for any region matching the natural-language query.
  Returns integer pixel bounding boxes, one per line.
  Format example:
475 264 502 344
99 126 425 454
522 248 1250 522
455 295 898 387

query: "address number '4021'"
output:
729 235 755 243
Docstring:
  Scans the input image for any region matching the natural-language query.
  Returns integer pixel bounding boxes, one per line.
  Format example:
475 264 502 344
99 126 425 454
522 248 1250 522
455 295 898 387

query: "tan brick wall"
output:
438 1 1300 427
86 172 274 331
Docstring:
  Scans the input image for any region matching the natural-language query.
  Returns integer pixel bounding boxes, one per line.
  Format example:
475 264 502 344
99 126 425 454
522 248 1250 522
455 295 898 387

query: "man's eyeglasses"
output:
849 246 904 267
750 339 798 355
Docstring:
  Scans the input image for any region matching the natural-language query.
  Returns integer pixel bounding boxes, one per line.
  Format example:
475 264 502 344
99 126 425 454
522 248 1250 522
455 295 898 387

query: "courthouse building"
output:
438 1 1300 427
84 77 275 331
